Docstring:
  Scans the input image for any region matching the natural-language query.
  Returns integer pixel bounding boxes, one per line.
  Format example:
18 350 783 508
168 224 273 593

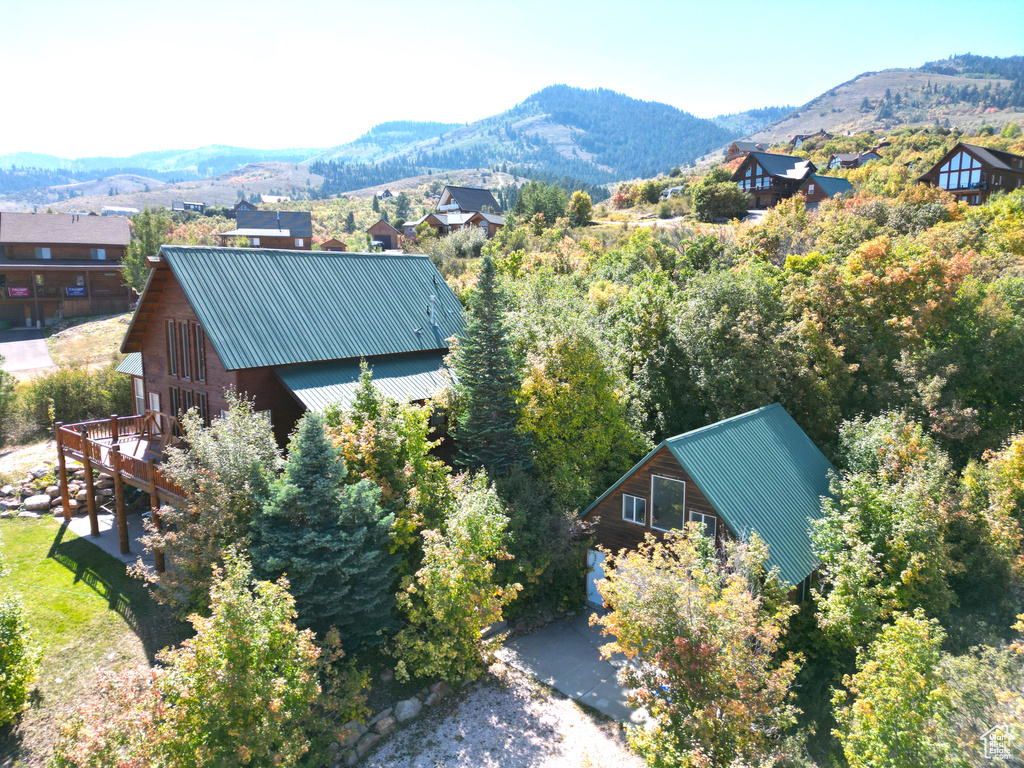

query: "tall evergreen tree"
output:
251 413 397 646
453 255 532 475
344 210 356 234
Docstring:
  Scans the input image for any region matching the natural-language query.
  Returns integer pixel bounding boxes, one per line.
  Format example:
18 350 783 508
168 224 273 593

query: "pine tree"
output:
453 255 532 475
372 196 380 213
344 211 356 234
250 413 397 646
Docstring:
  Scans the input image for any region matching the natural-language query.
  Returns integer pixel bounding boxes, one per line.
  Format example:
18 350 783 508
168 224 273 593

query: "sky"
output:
2 0 1022 158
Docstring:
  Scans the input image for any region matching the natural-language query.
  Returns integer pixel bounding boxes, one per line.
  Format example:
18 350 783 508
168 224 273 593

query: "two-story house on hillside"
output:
724 140 766 162
731 152 815 209
789 129 832 149
916 142 1024 205
797 174 854 206
218 210 313 249
0 212 132 325
404 185 505 239
828 151 880 170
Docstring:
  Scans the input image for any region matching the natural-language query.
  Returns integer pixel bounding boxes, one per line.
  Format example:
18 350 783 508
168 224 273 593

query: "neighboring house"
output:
101 206 140 217
0 212 133 325
367 220 402 250
827 151 880 170
798 174 854 205
731 151 816 209
789 129 832 149
218 210 313 250
582 404 835 604
228 199 258 219
404 185 505 239
171 201 206 214
724 140 766 162
376 189 395 200
260 194 291 204
659 185 684 200
916 141 1024 205
320 238 348 252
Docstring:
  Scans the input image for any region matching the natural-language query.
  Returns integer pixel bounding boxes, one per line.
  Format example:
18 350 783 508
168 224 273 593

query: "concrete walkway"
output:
67 509 154 569
497 609 646 724
0 328 55 372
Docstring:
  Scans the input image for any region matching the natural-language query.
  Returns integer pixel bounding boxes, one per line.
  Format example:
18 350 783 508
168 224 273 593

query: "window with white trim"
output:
251 237 260 246
90 248 106 260
622 494 646 526
35 247 51 259
651 475 685 531
808 184 816 194
295 238 304 247
689 510 717 540
166 320 177 376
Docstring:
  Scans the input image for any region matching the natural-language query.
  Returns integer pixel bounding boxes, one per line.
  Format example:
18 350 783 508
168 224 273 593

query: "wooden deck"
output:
55 411 186 572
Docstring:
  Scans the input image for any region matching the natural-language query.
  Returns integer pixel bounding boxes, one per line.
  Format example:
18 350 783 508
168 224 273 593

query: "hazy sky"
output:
2 0 1022 157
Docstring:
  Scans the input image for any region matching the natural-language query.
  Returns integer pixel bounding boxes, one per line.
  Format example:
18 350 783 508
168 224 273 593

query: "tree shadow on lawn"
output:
46 521 189 663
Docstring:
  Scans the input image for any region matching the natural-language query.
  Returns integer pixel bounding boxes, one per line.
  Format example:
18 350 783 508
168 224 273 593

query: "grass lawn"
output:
45 314 132 368
0 516 188 767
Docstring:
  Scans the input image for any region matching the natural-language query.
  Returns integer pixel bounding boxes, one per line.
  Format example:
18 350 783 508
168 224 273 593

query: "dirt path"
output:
361 662 644 768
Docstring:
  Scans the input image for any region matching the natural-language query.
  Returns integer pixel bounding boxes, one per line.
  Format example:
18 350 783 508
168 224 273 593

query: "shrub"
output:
0 593 40 726
22 361 131 429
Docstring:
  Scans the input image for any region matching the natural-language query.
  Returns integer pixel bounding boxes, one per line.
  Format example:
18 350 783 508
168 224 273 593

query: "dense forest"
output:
921 53 1024 108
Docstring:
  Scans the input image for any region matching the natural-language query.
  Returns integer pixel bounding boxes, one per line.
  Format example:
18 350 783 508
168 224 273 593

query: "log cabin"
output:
218 210 313 250
798 173 854 206
731 152 815 209
404 185 505 239
582 404 835 603
320 238 348 252
367 220 402 250
0 212 132 325
724 140 766 162
916 141 1024 205
788 129 832 149
827 151 880 170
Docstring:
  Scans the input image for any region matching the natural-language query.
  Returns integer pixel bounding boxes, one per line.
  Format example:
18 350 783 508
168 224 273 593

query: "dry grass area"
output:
362 662 644 768
0 440 56 486
45 314 131 368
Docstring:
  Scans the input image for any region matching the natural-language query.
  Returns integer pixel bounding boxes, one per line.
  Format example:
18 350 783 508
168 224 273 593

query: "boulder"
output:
424 692 440 707
379 668 395 683
100 489 114 497
339 721 367 748
1 484 14 496
50 497 63 507
355 732 380 756
75 490 88 502
18 511 40 519
30 465 50 480
45 485 60 496
394 697 422 723
429 681 452 700
367 707 392 726
373 715 397 736
344 750 359 766
23 494 52 511
2 499 21 511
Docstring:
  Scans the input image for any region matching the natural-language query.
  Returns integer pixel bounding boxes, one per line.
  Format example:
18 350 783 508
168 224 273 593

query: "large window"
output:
938 151 982 190
622 494 646 526
195 325 206 381
90 248 106 260
35 247 51 259
180 323 191 379
689 510 717 540
133 377 145 416
166 320 177 376
651 475 686 531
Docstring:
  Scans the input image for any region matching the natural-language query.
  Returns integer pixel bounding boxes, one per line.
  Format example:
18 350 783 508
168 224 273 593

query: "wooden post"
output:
110 446 129 555
80 426 99 537
146 459 165 572
110 414 119 445
55 423 72 521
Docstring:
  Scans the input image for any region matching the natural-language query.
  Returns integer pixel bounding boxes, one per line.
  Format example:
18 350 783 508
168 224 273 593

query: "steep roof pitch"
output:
956 142 1024 172
583 404 835 586
801 174 854 197
0 212 130 246
367 219 402 235
122 246 464 370
440 185 502 214
235 210 312 238
733 152 815 182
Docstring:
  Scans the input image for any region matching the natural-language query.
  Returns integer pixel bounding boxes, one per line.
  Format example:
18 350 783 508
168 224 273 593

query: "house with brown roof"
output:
788 129 832 149
724 140 766 162
320 238 348 252
731 152 815 209
403 185 505 239
367 220 402 250
916 141 1024 205
827 151 880 170
0 212 132 325
219 210 313 250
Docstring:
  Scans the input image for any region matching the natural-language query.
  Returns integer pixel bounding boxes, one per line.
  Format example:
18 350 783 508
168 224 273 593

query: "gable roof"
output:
367 219 402 235
0 212 130 246
734 152 815 182
730 140 763 152
955 142 1024 172
122 246 463 370
801 174 854 197
115 351 143 377
440 185 502 214
235 210 312 238
583 404 835 586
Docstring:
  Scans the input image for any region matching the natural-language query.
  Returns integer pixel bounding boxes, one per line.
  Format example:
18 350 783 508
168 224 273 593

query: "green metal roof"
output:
803 174 854 198
583 404 835 586
115 352 142 376
276 350 450 412
153 246 463 370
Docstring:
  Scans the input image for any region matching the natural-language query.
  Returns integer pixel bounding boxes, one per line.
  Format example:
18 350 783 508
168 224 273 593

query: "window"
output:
148 392 161 412
195 325 206 381
169 388 180 416
90 248 106 260
251 237 260 246
622 494 646 526
166 320 177 376
185 390 194 411
808 184 816 194
295 238 304 247
181 323 191 379
257 409 273 425
35 247 51 259
34 274 44 286
198 392 209 425
74 274 85 286
133 377 145 416
689 510 717 540
651 475 685 531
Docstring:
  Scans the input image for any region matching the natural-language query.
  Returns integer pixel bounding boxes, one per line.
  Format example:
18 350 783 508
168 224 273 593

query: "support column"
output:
111 446 129 555
55 422 71 521
146 459 165 573
80 426 99 537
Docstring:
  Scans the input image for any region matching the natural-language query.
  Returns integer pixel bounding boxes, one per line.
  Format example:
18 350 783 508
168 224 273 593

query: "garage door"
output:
586 549 606 607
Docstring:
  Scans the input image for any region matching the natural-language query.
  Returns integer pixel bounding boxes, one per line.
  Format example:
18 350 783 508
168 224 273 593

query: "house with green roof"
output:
798 173 854 206
119 245 463 443
731 151 815 210
582 404 835 602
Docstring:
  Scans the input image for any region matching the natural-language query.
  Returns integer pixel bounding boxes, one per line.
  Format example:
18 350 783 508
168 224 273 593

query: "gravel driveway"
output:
0 329 55 373
361 662 645 768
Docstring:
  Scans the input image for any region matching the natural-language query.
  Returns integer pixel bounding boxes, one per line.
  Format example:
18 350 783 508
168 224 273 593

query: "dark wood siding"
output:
584 446 729 553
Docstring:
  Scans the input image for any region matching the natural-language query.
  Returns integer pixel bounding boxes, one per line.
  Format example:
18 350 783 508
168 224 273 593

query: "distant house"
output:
788 129 832 149
731 151 815 209
724 140 766 162
916 141 1024 205
659 185 684 200
0 212 133 325
219 210 313 250
171 201 206 213
320 238 348 252
827 151 880 170
228 200 258 219
798 174 854 206
260 194 291 204
581 404 835 604
101 206 140 218
367 220 402 250
404 185 505 239
376 189 395 200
